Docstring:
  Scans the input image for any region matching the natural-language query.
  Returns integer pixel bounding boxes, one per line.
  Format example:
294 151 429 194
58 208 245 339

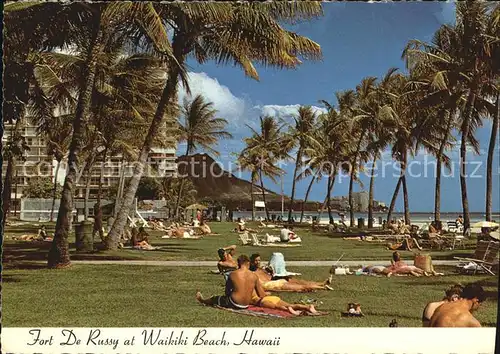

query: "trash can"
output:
357 218 365 229
378 217 383 225
74 220 94 252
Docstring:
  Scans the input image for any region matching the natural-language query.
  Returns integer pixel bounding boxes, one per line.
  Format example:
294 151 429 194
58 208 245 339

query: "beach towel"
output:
210 305 328 319
121 245 163 251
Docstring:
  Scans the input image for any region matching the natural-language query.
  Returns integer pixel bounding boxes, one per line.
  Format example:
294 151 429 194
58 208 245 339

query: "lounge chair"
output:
454 240 499 275
238 232 252 245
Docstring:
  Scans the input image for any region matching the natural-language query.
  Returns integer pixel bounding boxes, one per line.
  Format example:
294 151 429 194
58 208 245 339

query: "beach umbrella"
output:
489 231 500 241
185 203 208 210
471 221 499 228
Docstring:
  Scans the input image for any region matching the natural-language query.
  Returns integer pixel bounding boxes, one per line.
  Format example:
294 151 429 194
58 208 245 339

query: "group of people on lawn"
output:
197 253 325 315
200 243 488 325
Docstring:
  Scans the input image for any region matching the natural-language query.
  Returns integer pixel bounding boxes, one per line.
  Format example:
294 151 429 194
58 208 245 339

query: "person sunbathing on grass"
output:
250 292 319 316
384 251 439 277
249 254 333 292
422 284 463 327
197 255 266 310
217 245 238 273
430 284 486 327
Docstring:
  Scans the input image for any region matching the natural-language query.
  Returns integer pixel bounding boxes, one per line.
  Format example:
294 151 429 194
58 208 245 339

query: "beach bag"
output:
414 254 433 273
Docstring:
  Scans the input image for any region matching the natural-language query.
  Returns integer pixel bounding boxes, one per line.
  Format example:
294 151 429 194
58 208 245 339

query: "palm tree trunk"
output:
287 149 302 222
387 176 402 225
49 160 61 222
402 151 410 225
174 145 190 218
106 47 186 250
114 156 126 218
259 169 270 221
367 155 377 228
84 172 91 221
434 110 454 224
434 154 442 223
300 174 316 223
459 93 476 231
48 29 106 268
486 94 499 221
250 173 256 221
349 134 364 227
2 156 15 227
94 147 107 240
327 176 333 224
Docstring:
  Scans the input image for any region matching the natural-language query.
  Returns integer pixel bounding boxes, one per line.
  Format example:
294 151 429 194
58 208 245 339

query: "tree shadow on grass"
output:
3 242 50 262
3 262 47 271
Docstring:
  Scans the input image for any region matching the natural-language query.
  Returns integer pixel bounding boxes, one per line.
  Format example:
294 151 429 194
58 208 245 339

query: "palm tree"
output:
174 94 232 216
484 6 500 221
6 1 186 267
242 116 291 220
286 106 317 223
304 103 352 223
402 2 496 229
107 2 323 249
348 77 379 226
486 90 499 221
236 151 260 221
40 115 72 222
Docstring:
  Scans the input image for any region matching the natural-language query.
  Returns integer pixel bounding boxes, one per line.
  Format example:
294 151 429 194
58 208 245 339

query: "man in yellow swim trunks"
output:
250 292 319 315
249 254 333 292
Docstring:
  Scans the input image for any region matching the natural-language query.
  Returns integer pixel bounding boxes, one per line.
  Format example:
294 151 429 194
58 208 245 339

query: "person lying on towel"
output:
384 251 435 277
249 254 332 291
279 226 301 243
196 255 266 310
217 245 238 273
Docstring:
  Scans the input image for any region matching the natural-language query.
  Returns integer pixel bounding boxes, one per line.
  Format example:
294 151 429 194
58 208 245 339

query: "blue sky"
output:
179 2 499 212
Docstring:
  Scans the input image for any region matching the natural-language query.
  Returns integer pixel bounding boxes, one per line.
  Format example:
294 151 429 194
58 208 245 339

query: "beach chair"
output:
238 232 252 246
447 221 458 233
454 240 499 275
251 233 264 246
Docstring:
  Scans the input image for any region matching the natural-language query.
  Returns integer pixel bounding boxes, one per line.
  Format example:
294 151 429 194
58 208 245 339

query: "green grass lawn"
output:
2 265 497 327
3 221 481 265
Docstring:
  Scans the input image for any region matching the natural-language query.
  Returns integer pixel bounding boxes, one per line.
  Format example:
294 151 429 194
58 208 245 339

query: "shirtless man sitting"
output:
422 284 463 327
217 245 238 273
430 284 486 327
235 218 256 233
384 251 431 277
197 255 267 310
249 254 332 292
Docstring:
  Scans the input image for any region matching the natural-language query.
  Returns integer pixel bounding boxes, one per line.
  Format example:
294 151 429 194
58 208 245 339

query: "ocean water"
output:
232 210 500 226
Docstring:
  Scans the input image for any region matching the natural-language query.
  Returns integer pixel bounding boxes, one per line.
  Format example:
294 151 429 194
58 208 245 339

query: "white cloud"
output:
176 72 329 160
255 104 327 120
178 72 246 129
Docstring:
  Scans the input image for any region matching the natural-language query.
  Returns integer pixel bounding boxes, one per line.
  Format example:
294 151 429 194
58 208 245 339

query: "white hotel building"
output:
2 117 177 215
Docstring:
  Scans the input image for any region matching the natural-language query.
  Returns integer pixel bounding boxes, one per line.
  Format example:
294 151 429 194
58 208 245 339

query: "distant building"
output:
2 117 177 216
352 191 369 212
